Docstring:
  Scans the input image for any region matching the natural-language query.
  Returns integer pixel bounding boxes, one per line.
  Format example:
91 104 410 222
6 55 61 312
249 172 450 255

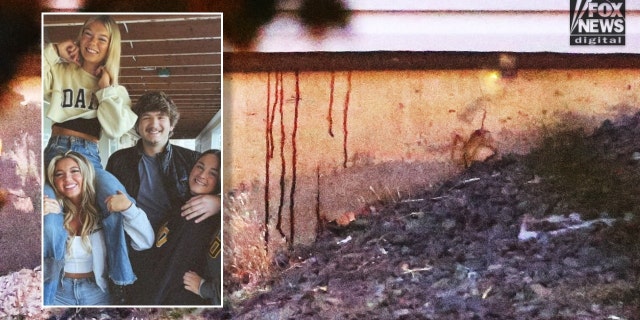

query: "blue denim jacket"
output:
42 206 153 304
43 136 154 304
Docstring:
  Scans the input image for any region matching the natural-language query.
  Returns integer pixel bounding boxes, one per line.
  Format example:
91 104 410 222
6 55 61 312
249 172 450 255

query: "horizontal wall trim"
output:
277 0 640 12
240 11 639 54
224 51 640 72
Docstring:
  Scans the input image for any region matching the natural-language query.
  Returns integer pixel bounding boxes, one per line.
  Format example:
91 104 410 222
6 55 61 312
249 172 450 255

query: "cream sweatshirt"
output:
43 43 137 139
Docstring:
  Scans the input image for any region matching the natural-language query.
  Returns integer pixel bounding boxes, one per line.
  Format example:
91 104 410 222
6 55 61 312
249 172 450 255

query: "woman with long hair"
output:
42 15 147 304
43 151 153 305
145 149 222 305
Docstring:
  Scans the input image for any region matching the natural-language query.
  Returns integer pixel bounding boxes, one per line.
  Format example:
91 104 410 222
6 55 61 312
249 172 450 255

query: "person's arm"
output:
198 278 220 302
44 40 79 66
95 85 137 139
183 271 204 296
43 43 62 97
183 229 222 303
122 205 155 250
183 271 220 303
43 41 81 90
56 40 81 65
181 194 221 223
106 191 154 250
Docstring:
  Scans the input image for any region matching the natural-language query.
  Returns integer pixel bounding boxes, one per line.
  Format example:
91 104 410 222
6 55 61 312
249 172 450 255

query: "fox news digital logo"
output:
570 0 625 45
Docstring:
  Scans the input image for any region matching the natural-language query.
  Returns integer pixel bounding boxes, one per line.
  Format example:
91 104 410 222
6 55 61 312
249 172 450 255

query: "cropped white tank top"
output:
64 236 93 273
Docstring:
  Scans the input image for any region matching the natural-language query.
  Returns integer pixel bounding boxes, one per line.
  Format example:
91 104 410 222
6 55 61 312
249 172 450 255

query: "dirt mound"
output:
211 113 640 319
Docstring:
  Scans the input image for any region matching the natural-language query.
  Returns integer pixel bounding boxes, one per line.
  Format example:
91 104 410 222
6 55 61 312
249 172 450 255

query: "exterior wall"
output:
195 112 222 153
224 68 640 245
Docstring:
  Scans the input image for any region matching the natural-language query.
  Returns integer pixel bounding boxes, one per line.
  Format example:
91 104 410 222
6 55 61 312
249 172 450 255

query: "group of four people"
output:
42 15 222 306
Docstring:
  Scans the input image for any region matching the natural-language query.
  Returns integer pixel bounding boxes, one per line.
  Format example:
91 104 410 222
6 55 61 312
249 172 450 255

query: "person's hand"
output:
43 195 61 215
96 66 112 89
183 271 203 295
181 194 220 223
56 40 80 66
104 190 132 212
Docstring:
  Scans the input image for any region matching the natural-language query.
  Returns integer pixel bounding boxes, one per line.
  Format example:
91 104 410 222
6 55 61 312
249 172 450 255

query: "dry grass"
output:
223 188 286 300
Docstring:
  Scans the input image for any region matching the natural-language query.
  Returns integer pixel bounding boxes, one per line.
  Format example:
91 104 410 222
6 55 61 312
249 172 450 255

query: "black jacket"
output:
106 140 201 213
199 226 222 304
147 209 220 305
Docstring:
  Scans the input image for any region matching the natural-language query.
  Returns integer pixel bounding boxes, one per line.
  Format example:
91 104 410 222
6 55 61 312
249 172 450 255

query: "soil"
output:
208 112 640 320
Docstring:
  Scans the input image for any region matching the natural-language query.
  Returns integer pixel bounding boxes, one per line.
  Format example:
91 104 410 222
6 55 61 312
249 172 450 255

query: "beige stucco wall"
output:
223 69 640 245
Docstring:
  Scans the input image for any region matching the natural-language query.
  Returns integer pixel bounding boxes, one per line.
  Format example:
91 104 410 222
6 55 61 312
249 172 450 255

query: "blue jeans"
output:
42 213 66 305
42 136 138 302
54 277 110 306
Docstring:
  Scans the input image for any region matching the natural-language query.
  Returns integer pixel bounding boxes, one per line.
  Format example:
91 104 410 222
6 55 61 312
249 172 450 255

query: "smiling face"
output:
137 111 174 155
53 157 84 205
189 153 220 196
79 20 110 70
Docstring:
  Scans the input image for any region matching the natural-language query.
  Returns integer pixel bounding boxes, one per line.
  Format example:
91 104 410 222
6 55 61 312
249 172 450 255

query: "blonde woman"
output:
42 15 143 304
43 151 153 305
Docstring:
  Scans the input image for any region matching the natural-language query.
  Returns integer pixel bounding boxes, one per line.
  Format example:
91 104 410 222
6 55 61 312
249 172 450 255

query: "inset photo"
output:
41 12 223 307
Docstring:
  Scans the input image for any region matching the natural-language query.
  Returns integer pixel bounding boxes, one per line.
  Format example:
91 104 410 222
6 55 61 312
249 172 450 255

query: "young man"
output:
106 91 220 304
